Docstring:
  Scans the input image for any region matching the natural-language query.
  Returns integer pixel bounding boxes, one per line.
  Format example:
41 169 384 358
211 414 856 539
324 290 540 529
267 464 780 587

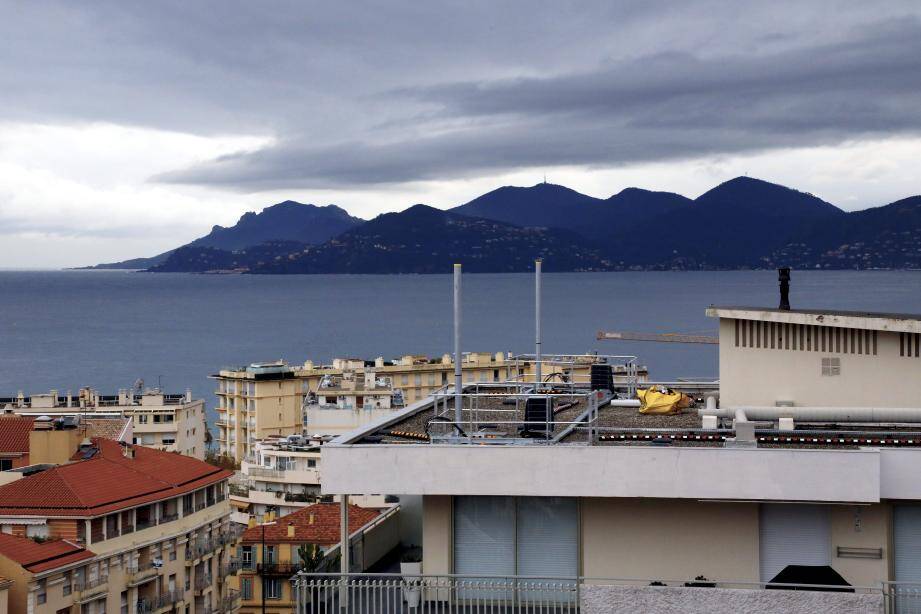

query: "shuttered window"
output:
453 496 578 578
894 506 921 581
759 504 831 583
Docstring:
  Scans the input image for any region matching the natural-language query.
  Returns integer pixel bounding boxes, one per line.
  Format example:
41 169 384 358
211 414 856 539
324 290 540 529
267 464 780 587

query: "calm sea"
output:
1 270 919 425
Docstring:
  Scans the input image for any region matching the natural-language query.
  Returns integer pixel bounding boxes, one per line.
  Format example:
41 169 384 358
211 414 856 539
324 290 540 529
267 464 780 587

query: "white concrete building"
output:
2 388 207 459
299 299 921 612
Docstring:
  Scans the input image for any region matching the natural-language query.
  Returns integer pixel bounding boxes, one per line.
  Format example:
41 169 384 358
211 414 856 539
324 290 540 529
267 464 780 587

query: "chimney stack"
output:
288 523 296 537
778 268 791 311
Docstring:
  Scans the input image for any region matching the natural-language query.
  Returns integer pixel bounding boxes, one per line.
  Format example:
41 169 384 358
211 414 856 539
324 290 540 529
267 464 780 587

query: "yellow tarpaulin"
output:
637 386 692 415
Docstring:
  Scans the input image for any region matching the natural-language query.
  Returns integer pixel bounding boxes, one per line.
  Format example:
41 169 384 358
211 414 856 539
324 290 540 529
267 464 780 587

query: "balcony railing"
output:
185 536 220 560
258 562 301 576
221 557 241 576
154 589 184 609
293 573 893 613
160 511 179 523
127 561 161 586
221 588 241 610
194 572 213 592
73 576 109 603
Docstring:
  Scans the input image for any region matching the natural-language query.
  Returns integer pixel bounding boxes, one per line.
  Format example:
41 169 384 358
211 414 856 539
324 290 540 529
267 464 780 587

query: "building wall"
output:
28 429 84 465
421 496 452 576
0 560 28 614
420 495 894 586
719 319 921 408
0 581 8 614
830 503 891 586
581 498 760 582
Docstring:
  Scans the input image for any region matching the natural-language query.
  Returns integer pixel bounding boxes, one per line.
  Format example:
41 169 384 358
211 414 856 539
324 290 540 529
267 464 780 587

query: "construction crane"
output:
596 330 718 344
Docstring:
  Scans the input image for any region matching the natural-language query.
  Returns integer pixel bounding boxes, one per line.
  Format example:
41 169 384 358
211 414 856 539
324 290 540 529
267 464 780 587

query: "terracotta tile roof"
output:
0 438 232 517
0 416 34 455
0 533 95 573
85 417 131 442
242 503 380 546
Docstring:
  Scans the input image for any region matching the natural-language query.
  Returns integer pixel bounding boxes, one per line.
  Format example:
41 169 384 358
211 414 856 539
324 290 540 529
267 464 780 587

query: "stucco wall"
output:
581 584 883 614
582 498 760 582
718 318 920 408
422 496 451 576
831 504 891 586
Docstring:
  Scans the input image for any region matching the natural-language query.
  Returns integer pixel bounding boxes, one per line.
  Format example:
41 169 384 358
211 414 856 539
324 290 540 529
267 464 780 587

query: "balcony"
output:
221 557 241 576
138 593 183 614
127 561 161 587
160 511 180 524
185 536 220 561
221 589 241 611
258 562 301 576
73 576 108 604
194 572 213 594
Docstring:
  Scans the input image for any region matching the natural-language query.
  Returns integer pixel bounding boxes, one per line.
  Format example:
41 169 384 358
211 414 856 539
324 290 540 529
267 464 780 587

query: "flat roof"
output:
706 306 921 334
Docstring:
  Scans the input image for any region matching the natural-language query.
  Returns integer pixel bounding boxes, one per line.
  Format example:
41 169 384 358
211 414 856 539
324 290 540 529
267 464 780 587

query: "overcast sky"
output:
2 1 921 267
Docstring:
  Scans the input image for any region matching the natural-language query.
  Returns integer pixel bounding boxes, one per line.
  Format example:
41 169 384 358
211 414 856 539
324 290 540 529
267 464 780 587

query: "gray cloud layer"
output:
2 1 920 190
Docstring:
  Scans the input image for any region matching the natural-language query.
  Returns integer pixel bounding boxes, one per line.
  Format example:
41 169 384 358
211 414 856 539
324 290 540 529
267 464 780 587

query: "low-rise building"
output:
237 503 396 613
300 294 921 611
3 387 207 459
0 437 238 614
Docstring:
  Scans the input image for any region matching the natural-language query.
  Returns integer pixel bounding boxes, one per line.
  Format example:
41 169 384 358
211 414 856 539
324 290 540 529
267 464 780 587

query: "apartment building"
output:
3 387 206 459
0 437 239 614
303 298 921 611
229 434 391 524
213 353 634 461
236 503 396 614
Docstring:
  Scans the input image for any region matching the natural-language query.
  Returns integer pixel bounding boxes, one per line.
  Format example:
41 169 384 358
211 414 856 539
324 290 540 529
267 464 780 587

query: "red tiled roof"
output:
0 438 232 517
0 417 34 455
0 533 95 573
242 503 380 546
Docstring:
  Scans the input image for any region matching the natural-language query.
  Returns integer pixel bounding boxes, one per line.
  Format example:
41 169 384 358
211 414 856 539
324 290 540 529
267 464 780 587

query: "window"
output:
241 577 253 600
241 545 254 570
62 571 72 596
26 524 49 539
120 590 128 614
137 414 148 424
453 496 578 580
162 438 175 446
264 577 282 599
169 538 177 561
401 375 408 385
0 459 12 471
37 578 47 604
265 545 277 564
307 459 317 468
414 374 422 386
821 357 841 376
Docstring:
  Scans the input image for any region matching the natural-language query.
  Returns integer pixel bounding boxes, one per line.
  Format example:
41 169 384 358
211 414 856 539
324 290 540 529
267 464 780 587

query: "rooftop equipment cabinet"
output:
522 396 553 436
590 363 614 392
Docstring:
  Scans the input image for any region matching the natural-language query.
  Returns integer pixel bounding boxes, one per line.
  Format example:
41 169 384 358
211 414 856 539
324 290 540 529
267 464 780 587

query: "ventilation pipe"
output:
700 405 921 423
778 267 791 311
454 263 463 427
535 259 542 391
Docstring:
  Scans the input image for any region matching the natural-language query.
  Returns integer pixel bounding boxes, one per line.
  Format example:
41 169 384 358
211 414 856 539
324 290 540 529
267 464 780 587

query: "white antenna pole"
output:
535 259 542 391
454 264 463 427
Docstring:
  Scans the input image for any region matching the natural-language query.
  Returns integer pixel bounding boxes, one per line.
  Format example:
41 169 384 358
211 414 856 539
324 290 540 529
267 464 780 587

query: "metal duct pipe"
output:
535 258 542 391
453 263 463 427
610 399 641 408
700 405 921 423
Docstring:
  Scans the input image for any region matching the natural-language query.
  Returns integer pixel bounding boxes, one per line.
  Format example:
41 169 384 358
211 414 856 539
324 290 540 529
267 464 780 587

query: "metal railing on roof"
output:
293 573 896 613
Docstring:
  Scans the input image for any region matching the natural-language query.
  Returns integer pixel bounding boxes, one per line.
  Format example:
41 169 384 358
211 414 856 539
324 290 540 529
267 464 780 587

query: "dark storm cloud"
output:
1 1 920 189
160 16 921 188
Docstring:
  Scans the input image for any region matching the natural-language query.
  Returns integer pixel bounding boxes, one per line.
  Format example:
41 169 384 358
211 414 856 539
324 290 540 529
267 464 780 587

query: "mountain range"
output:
88 177 921 273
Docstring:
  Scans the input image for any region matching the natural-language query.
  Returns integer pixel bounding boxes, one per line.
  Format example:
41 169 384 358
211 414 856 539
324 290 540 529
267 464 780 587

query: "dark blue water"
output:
2 270 919 424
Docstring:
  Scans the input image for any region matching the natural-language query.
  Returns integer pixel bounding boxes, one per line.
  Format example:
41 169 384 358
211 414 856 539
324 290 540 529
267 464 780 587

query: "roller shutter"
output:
759 504 831 583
